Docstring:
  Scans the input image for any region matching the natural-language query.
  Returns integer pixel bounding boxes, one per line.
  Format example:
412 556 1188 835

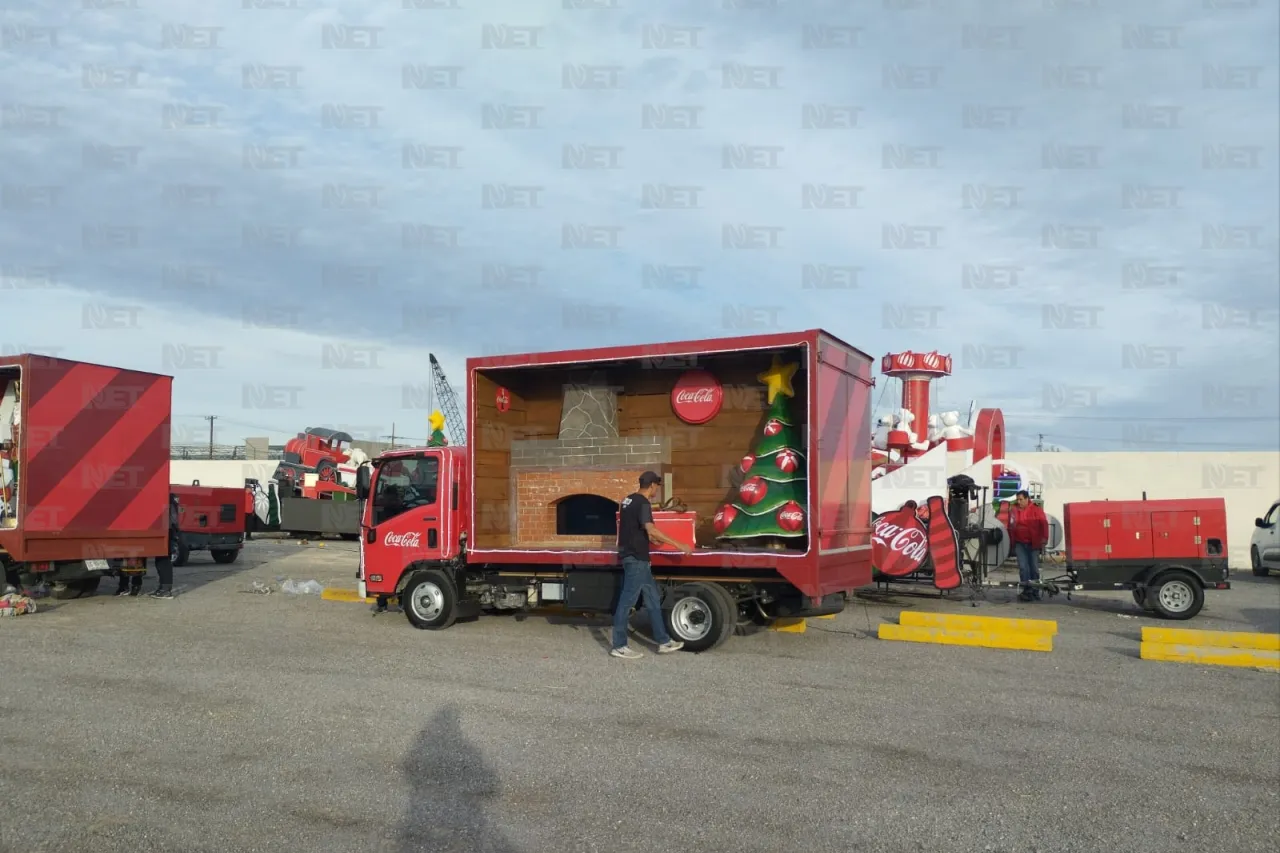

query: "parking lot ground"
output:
2 538 1277 853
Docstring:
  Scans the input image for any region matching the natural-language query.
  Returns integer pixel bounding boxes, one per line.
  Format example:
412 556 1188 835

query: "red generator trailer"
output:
1057 497 1230 620
355 329 876 652
0 354 172 599
169 484 245 566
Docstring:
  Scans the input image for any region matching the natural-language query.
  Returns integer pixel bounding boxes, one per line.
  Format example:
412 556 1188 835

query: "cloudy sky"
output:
3 0 1276 452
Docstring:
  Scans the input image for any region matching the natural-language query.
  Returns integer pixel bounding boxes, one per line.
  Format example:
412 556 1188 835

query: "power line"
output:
1025 433 1273 449
1006 413 1278 422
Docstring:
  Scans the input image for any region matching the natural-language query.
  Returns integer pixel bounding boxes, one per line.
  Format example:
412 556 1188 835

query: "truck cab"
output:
356 446 467 601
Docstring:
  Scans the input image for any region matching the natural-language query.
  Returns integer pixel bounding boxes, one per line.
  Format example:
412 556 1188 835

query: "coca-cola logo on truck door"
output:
871 504 929 576
671 369 723 424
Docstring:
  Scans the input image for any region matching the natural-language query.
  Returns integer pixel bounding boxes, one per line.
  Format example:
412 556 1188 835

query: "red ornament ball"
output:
763 419 783 437
777 501 804 533
713 504 737 533
740 453 756 473
775 449 799 473
739 476 767 506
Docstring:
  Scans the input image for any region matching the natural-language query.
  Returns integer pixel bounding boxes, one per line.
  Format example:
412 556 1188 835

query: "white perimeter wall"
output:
170 460 282 489
1005 452 1280 569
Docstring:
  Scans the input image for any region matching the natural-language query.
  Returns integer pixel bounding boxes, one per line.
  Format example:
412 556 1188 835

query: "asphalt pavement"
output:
1 537 1277 853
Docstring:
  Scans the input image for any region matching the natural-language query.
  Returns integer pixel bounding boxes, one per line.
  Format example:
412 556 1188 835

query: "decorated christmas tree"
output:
713 355 806 541
427 410 448 447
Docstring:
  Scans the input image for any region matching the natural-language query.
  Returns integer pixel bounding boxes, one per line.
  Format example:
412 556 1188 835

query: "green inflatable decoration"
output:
714 356 807 540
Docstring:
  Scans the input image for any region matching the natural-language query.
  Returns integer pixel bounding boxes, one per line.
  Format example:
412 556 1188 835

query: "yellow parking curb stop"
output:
878 622 1053 652
899 610 1058 636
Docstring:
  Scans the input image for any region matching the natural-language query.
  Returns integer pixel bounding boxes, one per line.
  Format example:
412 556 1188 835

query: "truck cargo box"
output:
465 329 875 598
0 354 172 562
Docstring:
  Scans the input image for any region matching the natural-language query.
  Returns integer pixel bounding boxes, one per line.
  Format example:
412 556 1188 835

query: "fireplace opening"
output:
556 493 619 537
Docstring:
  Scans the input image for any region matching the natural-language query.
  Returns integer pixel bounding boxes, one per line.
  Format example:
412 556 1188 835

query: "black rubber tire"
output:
1252 547 1269 577
1148 570 1205 620
171 537 189 568
51 577 100 600
663 582 735 652
1132 587 1146 608
211 549 239 565
402 569 458 630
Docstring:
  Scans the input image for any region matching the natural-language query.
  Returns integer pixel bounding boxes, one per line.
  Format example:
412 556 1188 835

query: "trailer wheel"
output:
403 569 458 630
1252 547 1269 577
1149 571 1204 620
664 583 735 652
211 549 239 565
51 578 100 600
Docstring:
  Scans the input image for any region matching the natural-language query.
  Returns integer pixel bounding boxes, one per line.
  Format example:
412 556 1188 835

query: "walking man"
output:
1009 490 1049 601
611 471 692 659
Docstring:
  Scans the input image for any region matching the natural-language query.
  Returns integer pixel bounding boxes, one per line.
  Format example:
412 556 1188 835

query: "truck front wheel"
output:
664 583 735 652
403 569 458 630
170 538 189 568
1149 570 1205 620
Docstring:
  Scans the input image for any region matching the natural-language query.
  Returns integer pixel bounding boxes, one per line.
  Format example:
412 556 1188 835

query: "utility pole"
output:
1036 433 1045 452
205 415 218 459
384 423 396 450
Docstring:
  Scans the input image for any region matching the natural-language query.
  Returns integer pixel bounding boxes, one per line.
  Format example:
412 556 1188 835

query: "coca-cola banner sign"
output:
871 505 928 576
671 369 723 424
384 530 422 548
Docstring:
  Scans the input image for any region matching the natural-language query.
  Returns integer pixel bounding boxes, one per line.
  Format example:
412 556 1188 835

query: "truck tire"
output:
1148 570 1205 620
664 582 735 652
1132 587 1156 611
403 568 458 630
51 577 100 600
1252 547 1269 577
211 548 239 565
170 538 189 568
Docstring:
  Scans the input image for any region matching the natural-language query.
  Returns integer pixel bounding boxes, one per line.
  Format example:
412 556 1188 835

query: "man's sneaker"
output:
610 646 643 659
116 587 132 596
657 640 684 654
148 588 174 600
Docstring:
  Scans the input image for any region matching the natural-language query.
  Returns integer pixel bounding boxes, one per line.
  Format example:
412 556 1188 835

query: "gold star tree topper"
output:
757 354 799 404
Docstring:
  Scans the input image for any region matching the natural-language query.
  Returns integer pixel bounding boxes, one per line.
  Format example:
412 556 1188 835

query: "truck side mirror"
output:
1257 517 1266 528
355 464 371 501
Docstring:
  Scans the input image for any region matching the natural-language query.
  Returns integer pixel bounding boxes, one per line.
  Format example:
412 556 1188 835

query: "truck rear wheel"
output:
403 569 458 630
171 538 189 568
1149 570 1204 620
51 577 100 600
664 583 735 652
211 549 239 565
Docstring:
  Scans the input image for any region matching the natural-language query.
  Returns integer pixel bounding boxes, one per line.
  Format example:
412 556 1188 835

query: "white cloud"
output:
2 0 1277 451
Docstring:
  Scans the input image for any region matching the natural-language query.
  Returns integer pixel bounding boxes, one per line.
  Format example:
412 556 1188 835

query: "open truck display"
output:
356 329 876 651
0 355 172 599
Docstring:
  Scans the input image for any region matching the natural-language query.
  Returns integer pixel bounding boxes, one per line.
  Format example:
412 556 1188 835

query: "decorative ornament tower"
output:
713 355 807 543
427 410 448 447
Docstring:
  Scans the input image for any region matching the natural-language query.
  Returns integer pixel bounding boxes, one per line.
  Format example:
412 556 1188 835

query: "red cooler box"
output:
616 510 697 551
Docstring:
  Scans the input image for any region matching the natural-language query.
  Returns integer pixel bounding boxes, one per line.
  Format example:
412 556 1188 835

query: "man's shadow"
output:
397 705 520 853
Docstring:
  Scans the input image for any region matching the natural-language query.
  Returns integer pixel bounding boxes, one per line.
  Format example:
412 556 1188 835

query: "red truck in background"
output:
0 354 172 599
356 329 876 652
169 484 245 566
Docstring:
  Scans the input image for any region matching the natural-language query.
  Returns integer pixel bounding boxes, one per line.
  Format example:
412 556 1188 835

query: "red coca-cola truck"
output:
355 329 876 652
0 354 172 599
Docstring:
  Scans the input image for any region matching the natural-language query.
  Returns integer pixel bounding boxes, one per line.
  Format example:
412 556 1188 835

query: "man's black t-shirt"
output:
617 492 653 561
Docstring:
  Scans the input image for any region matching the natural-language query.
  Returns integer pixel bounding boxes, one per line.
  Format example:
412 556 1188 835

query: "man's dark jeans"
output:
1015 542 1040 598
613 556 672 650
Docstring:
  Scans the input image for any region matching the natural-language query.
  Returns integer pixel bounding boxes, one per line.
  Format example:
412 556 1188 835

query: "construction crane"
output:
428 353 466 446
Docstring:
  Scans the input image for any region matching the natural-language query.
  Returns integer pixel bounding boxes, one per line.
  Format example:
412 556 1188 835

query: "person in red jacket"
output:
1009 490 1049 601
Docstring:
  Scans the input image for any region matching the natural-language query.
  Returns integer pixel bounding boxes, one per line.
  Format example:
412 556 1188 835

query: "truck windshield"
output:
372 456 439 526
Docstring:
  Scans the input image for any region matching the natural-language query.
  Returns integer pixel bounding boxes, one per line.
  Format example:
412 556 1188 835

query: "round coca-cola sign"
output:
871 505 929 577
495 387 511 414
671 369 723 424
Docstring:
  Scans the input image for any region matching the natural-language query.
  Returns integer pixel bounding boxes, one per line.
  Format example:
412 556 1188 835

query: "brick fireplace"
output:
510 382 670 548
